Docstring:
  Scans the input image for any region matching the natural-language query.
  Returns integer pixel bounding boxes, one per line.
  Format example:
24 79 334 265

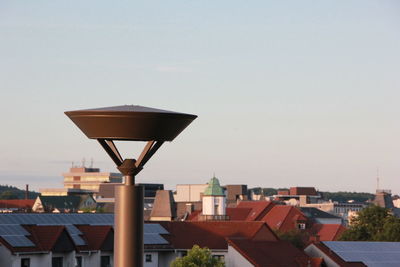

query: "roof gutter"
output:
15 251 48 256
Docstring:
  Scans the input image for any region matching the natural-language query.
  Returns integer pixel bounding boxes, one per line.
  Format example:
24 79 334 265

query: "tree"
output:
339 205 400 241
0 190 19 200
170 245 225 267
274 229 307 249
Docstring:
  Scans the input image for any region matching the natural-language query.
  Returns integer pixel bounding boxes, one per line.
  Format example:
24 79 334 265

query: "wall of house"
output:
51 252 75 267
32 198 44 213
6 253 51 267
79 251 101 267
26 254 51 267
227 246 253 267
158 250 182 267
143 252 158 267
0 246 12 267
304 244 340 267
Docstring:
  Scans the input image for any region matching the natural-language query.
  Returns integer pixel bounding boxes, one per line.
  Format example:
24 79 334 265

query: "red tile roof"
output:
228 238 320 267
77 225 113 251
236 201 275 221
309 224 347 241
159 221 278 250
289 187 318 196
186 210 201 220
261 205 308 232
0 225 75 253
0 199 35 209
227 207 252 220
25 225 67 251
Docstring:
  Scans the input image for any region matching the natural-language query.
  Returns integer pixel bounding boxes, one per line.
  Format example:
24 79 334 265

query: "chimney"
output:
25 184 29 199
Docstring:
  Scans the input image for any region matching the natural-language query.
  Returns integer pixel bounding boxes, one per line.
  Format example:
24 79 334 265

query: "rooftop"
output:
203 177 225 196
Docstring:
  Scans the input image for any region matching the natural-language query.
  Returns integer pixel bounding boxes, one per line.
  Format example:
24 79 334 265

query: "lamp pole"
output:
65 105 196 267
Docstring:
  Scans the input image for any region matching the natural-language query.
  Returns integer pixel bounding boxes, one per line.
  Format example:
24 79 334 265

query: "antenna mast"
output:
376 167 380 191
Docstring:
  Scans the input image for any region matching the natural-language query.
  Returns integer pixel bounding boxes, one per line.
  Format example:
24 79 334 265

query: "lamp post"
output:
65 105 197 267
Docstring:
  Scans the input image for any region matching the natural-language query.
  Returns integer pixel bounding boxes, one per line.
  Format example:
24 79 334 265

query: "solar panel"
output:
323 241 400 265
0 214 169 234
144 234 168 245
0 225 29 236
144 224 168 234
70 234 86 246
65 225 82 235
2 235 35 247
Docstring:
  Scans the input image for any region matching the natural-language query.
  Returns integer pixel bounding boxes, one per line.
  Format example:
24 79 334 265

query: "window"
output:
52 257 63 267
75 256 82 267
101 256 111 267
145 254 152 262
21 258 30 267
297 223 306 230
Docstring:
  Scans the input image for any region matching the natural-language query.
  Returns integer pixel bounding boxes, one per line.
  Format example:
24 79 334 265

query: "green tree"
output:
0 190 19 200
274 229 307 249
170 245 225 267
340 205 400 241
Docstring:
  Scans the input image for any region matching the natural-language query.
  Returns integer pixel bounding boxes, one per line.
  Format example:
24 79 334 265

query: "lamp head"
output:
65 105 197 142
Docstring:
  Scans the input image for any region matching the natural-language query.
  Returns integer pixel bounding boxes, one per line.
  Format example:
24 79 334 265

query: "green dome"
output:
204 177 225 196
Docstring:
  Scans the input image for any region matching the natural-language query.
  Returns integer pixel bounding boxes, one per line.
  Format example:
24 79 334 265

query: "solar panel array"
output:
0 224 34 247
144 234 168 245
2 235 35 247
0 214 169 247
0 213 114 225
323 241 400 266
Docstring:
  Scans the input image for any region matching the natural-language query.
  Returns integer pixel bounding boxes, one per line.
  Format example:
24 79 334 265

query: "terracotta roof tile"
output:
24 225 67 251
227 207 252 220
228 238 318 267
76 225 113 251
261 206 308 232
236 201 275 221
309 224 347 241
159 221 277 250
0 200 35 209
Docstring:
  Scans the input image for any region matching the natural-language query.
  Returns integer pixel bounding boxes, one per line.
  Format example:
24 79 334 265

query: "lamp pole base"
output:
114 183 143 267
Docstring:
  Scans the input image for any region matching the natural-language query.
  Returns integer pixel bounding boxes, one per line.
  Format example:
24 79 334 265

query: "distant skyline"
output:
1 1 399 194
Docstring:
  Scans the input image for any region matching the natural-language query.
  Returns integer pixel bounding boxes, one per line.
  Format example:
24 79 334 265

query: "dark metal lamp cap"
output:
65 105 197 141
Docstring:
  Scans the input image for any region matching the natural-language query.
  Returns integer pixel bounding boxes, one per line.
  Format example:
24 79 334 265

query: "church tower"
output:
202 176 226 217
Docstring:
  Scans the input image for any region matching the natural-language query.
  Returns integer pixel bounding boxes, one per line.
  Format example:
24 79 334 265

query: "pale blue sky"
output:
0 1 399 194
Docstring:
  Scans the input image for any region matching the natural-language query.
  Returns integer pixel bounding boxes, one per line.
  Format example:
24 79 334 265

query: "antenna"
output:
82 158 86 167
90 158 94 168
376 167 380 191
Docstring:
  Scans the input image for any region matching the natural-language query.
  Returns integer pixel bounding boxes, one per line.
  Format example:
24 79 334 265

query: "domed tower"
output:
202 176 226 217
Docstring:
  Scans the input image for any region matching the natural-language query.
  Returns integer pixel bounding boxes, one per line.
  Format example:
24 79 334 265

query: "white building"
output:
0 214 173 267
173 184 208 202
202 177 226 217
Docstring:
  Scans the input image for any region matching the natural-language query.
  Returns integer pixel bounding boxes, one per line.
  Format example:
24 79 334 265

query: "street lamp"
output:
65 105 197 267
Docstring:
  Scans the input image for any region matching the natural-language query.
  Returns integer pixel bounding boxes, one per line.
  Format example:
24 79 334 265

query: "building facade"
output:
40 167 122 197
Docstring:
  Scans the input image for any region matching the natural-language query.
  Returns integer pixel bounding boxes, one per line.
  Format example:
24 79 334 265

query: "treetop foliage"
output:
170 245 225 267
339 205 400 242
0 185 39 200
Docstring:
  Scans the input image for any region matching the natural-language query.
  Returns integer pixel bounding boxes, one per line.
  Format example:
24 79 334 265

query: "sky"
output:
0 1 399 194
